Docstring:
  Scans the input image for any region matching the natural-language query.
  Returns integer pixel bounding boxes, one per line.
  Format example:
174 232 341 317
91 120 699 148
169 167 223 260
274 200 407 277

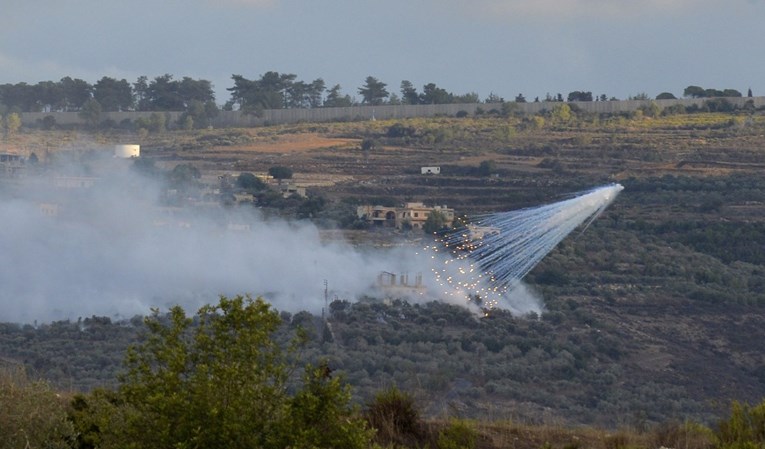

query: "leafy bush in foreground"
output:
69 295 373 449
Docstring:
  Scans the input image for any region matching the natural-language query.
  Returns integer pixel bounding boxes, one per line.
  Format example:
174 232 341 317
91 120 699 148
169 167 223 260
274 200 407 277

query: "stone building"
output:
356 202 454 230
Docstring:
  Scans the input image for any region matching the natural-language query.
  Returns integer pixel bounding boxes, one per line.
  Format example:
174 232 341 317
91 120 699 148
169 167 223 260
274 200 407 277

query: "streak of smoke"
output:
0 150 622 323
431 184 624 314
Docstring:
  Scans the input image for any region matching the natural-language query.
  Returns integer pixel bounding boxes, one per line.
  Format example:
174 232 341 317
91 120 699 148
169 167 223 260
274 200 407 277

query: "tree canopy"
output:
684 85 743 98
567 91 593 102
0 75 214 114
269 165 294 180
400 80 419 105
323 84 353 107
420 83 453 104
72 295 372 449
0 71 756 120
358 76 389 105
423 210 449 234
226 71 326 113
236 172 267 191
93 77 133 112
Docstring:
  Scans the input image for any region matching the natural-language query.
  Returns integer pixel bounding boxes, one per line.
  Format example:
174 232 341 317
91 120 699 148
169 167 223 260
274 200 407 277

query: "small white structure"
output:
466 224 500 240
114 144 140 158
421 166 440 175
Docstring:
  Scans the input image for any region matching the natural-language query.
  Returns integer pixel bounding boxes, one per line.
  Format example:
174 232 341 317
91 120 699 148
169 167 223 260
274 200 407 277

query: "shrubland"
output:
2 106 765 447
1 295 763 448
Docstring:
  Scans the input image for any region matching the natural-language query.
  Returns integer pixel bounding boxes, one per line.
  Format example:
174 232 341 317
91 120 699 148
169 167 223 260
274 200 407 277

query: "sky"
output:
1 0 764 104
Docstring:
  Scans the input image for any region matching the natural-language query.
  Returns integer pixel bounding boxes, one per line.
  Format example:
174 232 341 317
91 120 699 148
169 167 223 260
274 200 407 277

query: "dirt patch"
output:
214 133 358 154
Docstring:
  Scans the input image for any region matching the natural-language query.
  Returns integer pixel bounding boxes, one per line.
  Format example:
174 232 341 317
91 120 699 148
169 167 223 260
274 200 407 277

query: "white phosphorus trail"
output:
430 184 624 313
0 157 621 322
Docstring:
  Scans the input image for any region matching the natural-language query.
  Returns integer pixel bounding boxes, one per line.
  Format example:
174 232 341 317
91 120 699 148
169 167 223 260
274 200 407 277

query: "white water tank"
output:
114 144 140 158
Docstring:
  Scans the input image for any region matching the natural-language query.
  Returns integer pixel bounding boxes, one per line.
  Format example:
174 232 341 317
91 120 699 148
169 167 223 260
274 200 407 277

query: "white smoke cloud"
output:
503 282 545 316
0 146 561 323
0 152 460 323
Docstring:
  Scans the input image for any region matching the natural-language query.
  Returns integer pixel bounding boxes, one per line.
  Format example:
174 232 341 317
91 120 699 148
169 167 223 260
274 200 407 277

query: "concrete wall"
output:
19 97 765 128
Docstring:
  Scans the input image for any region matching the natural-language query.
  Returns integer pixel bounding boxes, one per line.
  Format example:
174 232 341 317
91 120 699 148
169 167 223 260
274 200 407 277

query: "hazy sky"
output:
1 0 763 103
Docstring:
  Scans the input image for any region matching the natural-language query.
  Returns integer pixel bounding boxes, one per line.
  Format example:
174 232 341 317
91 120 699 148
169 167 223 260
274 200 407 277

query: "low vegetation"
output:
0 294 763 448
3 107 765 447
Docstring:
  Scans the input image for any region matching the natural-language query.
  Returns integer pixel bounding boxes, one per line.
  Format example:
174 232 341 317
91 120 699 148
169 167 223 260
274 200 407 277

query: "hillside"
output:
1 108 765 427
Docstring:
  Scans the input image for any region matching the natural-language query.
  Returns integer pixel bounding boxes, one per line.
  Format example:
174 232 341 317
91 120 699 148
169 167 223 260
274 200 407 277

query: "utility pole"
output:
322 279 328 320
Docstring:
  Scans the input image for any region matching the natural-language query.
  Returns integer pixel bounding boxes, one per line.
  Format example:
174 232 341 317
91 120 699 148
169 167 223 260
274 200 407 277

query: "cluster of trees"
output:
227 72 334 113
0 75 215 113
2 294 764 448
101 295 372 449
567 91 595 102
1 72 756 126
683 85 749 99
535 86 752 103
1 292 763 436
0 72 485 117
357 82 750 107
227 167 318 212
396 80 480 105
1 296 375 449
0 75 220 130
131 155 335 221
226 74 483 111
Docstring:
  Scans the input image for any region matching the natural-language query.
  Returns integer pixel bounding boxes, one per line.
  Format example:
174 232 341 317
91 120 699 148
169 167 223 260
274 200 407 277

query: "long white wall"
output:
19 97 765 128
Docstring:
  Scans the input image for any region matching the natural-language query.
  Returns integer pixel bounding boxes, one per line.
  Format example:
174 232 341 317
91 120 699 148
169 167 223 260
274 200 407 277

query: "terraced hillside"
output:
2 110 765 426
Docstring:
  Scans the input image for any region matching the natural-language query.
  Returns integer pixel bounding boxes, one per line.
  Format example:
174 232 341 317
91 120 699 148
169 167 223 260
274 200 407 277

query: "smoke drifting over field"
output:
6 157 527 324
0 152 629 323
0 161 450 323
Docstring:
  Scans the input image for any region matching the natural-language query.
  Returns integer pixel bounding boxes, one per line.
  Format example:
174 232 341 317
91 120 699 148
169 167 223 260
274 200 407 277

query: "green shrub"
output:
437 419 477 449
716 400 765 449
80 295 374 449
650 420 713 449
365 387 424 447
0 366 75 449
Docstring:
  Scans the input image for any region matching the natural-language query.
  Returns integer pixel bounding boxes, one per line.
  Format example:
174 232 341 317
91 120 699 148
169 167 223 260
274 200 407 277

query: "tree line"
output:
0 75 216 114
2 71 753 117
0 72 485 117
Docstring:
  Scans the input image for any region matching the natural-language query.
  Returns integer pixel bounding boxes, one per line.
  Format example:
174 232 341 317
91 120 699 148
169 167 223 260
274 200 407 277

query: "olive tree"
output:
423 210 449 234
551 103 572 123
89 295 372 449
268 165 293 180
236 172 267 191
3 112 21 137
